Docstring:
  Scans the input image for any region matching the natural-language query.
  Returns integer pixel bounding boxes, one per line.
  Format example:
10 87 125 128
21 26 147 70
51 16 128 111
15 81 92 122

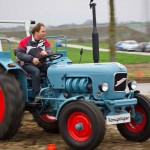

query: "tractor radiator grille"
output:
114 73 127 91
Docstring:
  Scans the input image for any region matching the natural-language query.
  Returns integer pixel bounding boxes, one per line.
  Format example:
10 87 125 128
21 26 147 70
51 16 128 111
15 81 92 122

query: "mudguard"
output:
0 51 28 101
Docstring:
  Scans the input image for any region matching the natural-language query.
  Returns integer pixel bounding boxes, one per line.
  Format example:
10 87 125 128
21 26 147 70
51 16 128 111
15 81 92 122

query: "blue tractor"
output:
0 2 150 150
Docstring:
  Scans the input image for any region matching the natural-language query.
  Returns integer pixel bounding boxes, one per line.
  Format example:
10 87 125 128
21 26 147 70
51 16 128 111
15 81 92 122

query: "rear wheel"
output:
32 113 59 133
0 73 24 140
117 94 150 142
58 100 105 150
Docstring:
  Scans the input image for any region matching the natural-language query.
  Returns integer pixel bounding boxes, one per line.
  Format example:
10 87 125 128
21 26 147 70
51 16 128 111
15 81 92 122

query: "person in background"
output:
16 23 54 98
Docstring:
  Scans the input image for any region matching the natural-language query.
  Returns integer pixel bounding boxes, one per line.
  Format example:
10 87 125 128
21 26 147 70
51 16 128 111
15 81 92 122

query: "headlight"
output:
128 80 137 90
7 63 16 67
116 63 125 70
99 83 109 92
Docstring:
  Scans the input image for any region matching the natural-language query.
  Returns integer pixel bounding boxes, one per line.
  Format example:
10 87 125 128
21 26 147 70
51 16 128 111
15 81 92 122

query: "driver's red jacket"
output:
15 35 52 66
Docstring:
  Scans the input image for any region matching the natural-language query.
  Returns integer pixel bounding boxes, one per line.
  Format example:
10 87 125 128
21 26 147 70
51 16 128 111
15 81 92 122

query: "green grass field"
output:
2 41 149 64
66 47 150 64
8 47 150 64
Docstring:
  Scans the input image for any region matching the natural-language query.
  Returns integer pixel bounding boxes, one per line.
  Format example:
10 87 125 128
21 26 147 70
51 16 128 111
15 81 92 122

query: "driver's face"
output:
35 26 46 40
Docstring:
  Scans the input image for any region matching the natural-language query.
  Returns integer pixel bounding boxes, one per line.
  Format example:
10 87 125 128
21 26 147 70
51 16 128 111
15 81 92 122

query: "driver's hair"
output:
31 23 45 35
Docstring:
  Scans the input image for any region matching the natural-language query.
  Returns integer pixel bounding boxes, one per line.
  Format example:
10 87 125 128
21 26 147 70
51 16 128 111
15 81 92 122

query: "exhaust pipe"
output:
90 0 99 63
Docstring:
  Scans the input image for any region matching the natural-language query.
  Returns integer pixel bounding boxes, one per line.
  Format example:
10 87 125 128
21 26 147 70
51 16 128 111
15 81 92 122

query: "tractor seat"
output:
14 49 46 78
16 60 46 78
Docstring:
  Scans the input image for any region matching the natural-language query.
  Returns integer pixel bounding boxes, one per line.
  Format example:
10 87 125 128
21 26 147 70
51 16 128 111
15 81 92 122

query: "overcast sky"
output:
0 0 149 26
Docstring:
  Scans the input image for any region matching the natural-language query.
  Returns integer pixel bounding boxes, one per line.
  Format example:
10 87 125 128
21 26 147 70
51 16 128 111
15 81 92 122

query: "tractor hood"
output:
47 62 127 90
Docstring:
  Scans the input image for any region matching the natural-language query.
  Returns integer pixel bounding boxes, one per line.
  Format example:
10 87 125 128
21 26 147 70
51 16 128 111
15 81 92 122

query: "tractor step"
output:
26 102 42 106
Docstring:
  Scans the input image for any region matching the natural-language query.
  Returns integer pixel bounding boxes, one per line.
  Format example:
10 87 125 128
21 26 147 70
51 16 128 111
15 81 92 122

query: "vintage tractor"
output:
0 1 150 150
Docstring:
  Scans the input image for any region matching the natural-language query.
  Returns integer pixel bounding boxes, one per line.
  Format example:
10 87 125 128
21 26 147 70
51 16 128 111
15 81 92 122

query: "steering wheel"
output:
39 54 63 63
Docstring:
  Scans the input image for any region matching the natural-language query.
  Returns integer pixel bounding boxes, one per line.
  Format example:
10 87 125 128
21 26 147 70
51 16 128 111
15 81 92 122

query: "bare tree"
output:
144 0 150 39
108 0 116 62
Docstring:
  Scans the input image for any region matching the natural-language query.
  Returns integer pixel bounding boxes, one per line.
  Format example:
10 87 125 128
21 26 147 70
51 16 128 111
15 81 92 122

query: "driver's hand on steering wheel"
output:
40 51 48 56
32 58 40 65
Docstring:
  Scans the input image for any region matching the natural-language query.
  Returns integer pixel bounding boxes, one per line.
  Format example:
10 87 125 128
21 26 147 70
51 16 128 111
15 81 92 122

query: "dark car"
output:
136 42 148 52
145 42 150 52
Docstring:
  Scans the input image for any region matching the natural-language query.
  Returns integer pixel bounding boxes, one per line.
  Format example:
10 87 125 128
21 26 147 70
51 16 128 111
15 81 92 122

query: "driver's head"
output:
31 23 46 40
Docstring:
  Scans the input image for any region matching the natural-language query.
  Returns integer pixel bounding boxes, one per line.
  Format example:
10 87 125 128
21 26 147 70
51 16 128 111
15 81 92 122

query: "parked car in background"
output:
136 42 148 52
115 41 124 51
121 40 139 51
145 42 150 52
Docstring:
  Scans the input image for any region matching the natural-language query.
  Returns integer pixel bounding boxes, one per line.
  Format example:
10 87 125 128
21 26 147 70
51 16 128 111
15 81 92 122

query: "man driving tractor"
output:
16 23 54 97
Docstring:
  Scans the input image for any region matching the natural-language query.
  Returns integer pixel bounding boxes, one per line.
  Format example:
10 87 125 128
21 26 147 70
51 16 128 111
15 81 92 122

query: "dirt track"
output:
0 111 150 150
126 63 150 83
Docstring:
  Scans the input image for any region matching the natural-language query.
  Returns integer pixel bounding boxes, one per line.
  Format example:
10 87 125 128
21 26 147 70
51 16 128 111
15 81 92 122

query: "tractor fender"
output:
56 95 85 120
0 62 28 102
0 59 21 71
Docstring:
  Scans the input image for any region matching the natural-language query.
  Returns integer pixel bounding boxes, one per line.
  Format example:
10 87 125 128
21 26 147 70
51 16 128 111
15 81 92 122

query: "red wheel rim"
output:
39 114 56 123
0 88 5 123
125 105 147 133
67 111 92 142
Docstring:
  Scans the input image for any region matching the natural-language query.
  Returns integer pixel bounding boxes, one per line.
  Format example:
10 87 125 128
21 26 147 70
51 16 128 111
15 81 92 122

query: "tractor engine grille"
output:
65 77 90 93
114 73 127 91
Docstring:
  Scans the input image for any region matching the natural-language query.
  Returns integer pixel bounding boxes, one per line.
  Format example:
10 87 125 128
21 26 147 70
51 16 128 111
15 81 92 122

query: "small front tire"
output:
117 94 150 142
58 100 105 150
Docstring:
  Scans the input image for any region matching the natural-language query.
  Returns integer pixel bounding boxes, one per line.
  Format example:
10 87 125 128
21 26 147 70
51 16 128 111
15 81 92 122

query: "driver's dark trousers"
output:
23 63 49 97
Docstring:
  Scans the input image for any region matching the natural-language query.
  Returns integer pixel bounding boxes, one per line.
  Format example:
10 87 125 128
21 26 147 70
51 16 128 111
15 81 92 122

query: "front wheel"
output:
58 100 105 150
117 94 150 142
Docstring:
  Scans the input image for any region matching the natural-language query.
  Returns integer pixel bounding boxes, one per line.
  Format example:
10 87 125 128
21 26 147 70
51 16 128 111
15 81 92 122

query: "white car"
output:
122 40 139 51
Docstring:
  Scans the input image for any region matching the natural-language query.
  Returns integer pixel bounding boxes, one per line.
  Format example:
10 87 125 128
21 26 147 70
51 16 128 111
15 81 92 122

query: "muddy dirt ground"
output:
125 63 150 73
126 63 150 83
0 112 150 150
0 63 150 150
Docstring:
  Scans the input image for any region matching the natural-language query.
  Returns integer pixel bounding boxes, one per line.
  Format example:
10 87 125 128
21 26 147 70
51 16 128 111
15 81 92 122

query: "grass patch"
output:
9 47 150 64
3 41 149 64
67 47 150 64
116 53 150 64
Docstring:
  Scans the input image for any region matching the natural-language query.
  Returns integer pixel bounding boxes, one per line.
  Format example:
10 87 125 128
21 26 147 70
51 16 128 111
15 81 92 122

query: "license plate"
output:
106 113 130 125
